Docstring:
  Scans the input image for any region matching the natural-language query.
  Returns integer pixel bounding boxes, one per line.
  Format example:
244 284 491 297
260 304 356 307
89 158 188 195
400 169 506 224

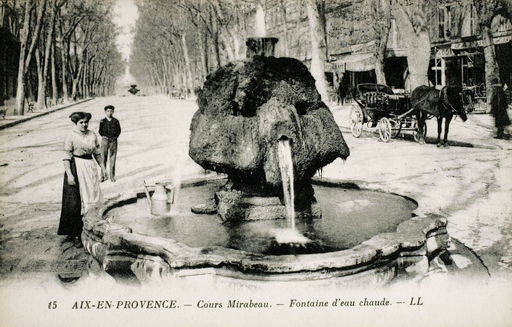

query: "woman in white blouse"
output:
58 112 107 246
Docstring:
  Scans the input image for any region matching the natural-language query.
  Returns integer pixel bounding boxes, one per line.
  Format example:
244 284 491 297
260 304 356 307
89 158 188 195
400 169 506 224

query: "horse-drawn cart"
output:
350 83 426 142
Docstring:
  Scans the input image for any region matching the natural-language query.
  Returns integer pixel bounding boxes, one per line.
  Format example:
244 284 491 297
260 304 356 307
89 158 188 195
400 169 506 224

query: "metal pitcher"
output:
143 181 176 216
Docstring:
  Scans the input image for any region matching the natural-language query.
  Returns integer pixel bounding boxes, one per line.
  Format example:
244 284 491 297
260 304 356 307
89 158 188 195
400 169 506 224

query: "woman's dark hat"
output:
69 112 92 123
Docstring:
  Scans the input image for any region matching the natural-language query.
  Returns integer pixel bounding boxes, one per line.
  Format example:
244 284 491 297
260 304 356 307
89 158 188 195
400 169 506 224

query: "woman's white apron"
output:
74 157 102 214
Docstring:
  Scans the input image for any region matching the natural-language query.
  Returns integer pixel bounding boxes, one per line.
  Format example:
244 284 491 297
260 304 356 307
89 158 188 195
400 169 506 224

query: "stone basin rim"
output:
83 175 444 277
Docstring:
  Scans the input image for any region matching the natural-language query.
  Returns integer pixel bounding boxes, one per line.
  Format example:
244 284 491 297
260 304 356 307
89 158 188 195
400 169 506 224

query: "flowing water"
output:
275 138 311 245
277 138 295 230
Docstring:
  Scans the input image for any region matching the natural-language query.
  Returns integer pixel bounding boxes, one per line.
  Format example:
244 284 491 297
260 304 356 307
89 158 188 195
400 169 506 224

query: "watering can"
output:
143 181 176 216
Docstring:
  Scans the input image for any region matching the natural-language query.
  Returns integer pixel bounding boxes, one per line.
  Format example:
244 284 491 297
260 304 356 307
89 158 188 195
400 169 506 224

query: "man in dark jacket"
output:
490 84 511 139
99 105 121 182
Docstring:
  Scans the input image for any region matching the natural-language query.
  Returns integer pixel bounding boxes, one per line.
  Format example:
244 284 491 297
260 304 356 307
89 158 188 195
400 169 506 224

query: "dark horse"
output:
410 85 468 146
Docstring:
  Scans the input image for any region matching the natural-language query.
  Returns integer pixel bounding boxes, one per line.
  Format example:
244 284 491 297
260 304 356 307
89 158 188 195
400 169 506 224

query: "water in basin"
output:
107 182 416 255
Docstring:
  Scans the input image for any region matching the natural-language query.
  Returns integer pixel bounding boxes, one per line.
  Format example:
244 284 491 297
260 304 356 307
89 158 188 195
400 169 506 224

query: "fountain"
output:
189 36 349 225
81 37 460 285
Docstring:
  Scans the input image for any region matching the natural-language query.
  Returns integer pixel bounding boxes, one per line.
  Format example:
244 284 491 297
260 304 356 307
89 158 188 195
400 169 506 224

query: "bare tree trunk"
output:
373 0 391 85
482 24 500 105
150 64 164 94
210 12 221 68
82 59 87 98
306 0 329 101
160 49 169 91
213 32 221 68
221 33 235 62
71 75 78 99
17 0 46 113
0 0 5 27
51 38 58 105
0 62 4 106
201 31 209 77
85 57 94 97
60 36 69 102
35 46 45 109
180 33 194 94
38 0 56 108
0 0 6 106
374 55 387 85
14 0 33 115
279 1 290 57
408 31 430 89
393 6 430 91
71 59 84 99
231 31 242 60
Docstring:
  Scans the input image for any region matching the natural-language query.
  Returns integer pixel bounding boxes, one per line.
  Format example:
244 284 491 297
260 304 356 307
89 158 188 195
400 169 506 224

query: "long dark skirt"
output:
57 159 82 237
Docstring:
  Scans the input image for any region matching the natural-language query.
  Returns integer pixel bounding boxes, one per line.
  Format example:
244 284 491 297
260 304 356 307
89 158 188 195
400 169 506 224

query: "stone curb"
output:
82 176 447 283
0 98 93 131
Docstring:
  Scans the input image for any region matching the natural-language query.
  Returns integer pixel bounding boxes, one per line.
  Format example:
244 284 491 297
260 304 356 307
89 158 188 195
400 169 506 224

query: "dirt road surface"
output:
0 95 510 283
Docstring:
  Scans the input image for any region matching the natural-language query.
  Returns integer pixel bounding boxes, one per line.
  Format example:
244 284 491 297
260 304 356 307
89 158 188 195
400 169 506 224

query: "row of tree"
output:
129 0 333 98
130 0 511 105
0 0 124 115
130 0 252 97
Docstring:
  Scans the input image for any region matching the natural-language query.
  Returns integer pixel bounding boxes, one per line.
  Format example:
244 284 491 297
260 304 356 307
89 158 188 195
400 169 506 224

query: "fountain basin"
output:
82 176 448 284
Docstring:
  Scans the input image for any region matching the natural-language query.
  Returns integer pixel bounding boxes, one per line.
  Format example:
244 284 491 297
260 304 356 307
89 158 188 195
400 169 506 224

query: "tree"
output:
4 0 121 114
392 0 435 91
474 0 512 104
305 0 329 101
0 0 24 106
35 0 63 109
367 0 392 85
14 0 47 115
276 0 290 57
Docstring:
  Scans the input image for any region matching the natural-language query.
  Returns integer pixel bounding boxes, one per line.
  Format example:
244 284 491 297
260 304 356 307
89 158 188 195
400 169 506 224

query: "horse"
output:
410 85 468 147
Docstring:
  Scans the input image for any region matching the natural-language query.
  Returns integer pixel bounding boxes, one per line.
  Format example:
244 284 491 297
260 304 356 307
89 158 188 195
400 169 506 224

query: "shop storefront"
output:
327 52 376 101
429 36 512 91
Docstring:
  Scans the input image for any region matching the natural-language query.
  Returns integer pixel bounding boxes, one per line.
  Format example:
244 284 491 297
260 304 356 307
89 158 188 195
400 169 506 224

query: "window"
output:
438 5 452 39
461 55 474 86
438 8 445 38
469 4 477 35
431 58 445 88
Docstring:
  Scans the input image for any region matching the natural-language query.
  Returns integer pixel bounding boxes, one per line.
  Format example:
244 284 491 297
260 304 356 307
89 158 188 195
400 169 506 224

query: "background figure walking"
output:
99 105 121 182
490 84 511 139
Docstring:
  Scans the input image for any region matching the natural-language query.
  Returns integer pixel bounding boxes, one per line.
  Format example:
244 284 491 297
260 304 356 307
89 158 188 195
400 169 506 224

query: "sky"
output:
113 0 139 62
113 0 139 83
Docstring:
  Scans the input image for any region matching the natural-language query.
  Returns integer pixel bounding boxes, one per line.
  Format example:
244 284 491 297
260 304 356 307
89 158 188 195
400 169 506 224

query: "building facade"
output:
262 0 511 97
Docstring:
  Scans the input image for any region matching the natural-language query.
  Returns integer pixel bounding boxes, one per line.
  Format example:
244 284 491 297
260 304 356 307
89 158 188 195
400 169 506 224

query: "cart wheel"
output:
413 124 427 142
378 117 392 142
350 105 363 138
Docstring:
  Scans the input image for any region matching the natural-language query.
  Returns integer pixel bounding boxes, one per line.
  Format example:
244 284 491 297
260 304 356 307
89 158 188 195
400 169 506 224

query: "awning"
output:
328 53 375 72
451 34 512 50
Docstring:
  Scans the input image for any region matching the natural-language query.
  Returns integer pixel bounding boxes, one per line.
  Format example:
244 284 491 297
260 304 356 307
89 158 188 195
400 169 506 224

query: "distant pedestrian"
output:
99 105 121 181
490 84 511 139
337 83 345 105
58 112 106 247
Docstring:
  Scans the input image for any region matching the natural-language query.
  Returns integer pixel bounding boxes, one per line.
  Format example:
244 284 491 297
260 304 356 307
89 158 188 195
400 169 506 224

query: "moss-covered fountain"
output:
82 38 453 285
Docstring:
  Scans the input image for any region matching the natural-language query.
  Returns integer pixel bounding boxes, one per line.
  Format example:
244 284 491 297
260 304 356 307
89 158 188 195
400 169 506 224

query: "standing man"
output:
99 105 121 182
490 84 511 139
